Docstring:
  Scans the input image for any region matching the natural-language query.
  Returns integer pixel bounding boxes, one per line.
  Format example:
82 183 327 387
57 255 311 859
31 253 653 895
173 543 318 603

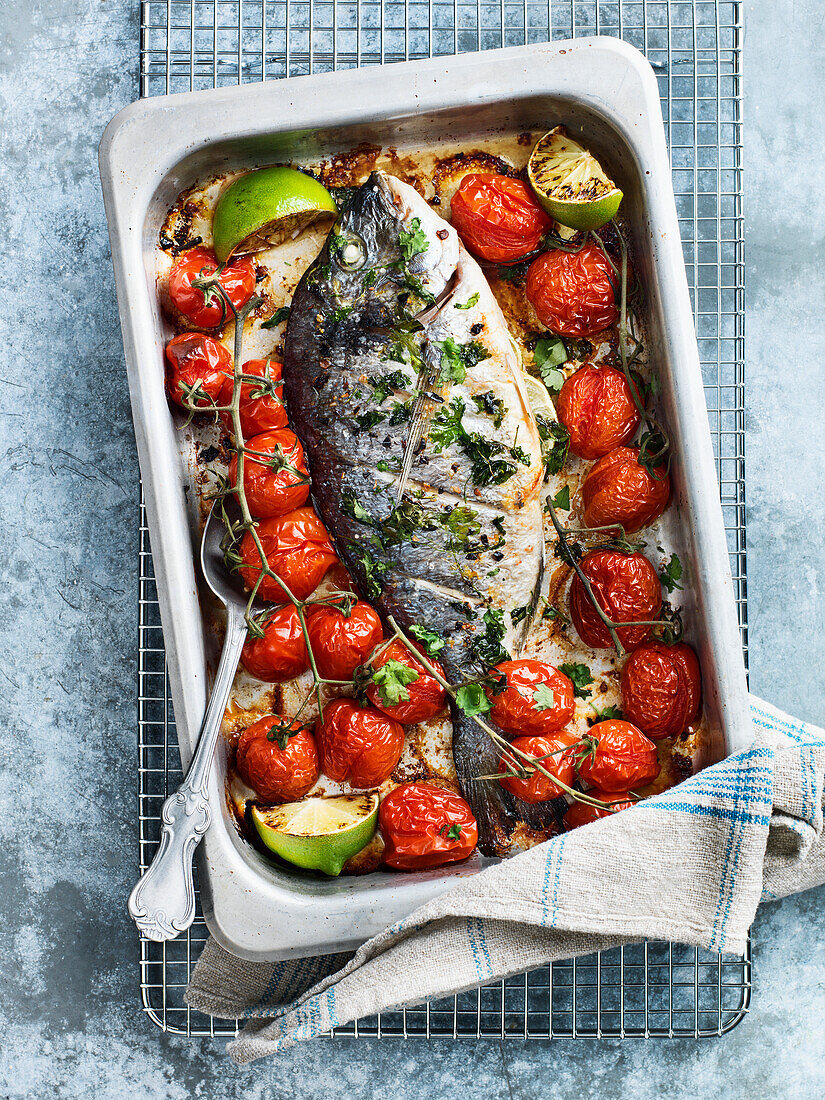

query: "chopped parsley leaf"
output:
559 662 594 699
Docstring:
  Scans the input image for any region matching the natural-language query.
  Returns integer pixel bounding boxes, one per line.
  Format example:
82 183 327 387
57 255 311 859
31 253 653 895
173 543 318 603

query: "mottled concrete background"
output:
0 0 822 1096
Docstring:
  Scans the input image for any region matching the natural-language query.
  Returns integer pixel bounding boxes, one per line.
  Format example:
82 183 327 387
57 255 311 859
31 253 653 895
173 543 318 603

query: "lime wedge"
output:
251 793 379 876
528 128 623 231
212 166 338 263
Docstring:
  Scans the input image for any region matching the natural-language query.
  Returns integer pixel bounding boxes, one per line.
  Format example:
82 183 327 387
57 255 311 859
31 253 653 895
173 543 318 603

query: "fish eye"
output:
336 233 367 272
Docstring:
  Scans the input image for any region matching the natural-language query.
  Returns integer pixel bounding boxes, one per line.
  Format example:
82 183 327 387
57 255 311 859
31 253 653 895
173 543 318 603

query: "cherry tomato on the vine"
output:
228 427 310 519
164 332 231 410
306 601 384 681
220 358 288 437
487 659 576 737
238 506 339 602
569 549 662 651
575 719 660 791
556 365 641 460
364 639 447 724
241 604 309 683
168 247 256 329
526 243 619 336
379 782 478 870
235 715 318 802
317 698 404 788
563 788 635 830
449 174 551 263
582 446 670 533
620 642 701 739
497 731 579 803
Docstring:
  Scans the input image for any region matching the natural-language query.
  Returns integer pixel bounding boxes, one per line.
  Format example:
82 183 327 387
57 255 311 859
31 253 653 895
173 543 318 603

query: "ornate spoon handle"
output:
128 609 247 941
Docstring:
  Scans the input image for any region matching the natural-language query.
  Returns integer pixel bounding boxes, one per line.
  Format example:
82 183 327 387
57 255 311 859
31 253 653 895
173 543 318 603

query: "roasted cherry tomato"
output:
526 243 619 336
235 715 318 802
228 427 310 519
582 446 670 533
487 659 576 737
576 719 660 791
317 698 404 788
497 731 579 803
306 601 384 681
238 506 339 602
556 365 641 460
563 788 635 830
168 247 256 328
164 332 231 410
621 642 701 739
449 173 552 263
364 639 447 724
569 549 662 650
379 782 478 870
241 604 309 683
220 358 288 437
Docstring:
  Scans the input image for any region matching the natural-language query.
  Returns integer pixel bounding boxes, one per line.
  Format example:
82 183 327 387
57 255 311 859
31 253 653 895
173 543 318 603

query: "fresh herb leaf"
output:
472 391 506 428
536 417 570 477
437 337 487 385
376 456 402 472
342 491 373 525
550 484 571 511
355 409 387 431
589 704 623 725
470 608 510 667
455 682 493 717
429 398 520 486
454 292 480 310
398 217 429 262
534 336 567 383
261 306 291 328
532 684 556 711
510 605 529 627
559 662 594 699
371 659 420 705
541 599 569 625
409 624 446 656
353 546 394 599
378 499 430 547
388 400 412 426
368 369 409 404
659 553 683 593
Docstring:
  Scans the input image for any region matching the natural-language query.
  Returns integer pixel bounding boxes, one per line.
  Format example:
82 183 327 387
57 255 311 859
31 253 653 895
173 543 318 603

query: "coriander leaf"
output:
437 337 487 385
472 390 506 429
550 484 571 511
659 553 683 593
454 292 480 310
261 306 291 328
559 661 594 699
371 659 420 706
470 608 510 666
398 217 429 262
355 409 387 431
455 682 493 717
532 684 556 711
536 417 570 477
534 336 567 371
409 624 446 656
341 491 373 525
589 704 623 724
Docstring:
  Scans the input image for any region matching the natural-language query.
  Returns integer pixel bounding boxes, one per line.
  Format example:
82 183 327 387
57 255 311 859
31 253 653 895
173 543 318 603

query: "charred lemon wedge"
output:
251 793 379 876
212 166 338 263
528 128 622 231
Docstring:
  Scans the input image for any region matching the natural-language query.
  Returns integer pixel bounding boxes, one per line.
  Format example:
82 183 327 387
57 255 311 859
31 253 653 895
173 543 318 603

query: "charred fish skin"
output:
284 172 546 855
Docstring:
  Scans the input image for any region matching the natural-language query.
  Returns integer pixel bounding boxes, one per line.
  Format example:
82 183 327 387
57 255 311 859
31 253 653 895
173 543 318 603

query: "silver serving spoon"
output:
128 499 257 942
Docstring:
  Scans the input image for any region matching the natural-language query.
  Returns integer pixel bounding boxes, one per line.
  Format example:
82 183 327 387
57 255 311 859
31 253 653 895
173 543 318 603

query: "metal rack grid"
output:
137 0 748 1039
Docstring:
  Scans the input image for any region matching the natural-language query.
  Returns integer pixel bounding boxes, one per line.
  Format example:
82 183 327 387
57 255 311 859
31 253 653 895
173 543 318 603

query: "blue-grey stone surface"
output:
0 0 823 1096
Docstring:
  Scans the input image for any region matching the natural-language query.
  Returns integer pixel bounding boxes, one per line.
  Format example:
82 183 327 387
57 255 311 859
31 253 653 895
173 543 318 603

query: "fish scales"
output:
283 172 548 854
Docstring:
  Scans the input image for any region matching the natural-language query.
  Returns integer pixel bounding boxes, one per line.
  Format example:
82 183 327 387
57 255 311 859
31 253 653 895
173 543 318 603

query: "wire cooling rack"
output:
137 0 748 1038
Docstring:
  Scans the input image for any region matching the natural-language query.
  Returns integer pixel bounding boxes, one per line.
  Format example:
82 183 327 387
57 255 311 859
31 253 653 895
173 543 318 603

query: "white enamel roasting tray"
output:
100 38 750 962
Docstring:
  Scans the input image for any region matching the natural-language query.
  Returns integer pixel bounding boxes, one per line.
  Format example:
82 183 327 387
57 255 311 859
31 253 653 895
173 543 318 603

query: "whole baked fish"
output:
283 171 547 855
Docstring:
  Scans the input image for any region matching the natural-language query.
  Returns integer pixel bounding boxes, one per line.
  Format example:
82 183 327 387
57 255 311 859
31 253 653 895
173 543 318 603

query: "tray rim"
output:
103 35 751 962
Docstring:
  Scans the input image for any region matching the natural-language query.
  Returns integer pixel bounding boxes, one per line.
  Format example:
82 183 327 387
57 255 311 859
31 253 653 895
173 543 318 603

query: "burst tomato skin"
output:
238 506 339 602
235 716 318 802
621 642 702 740
317 698 404 788
164 332 232 409
364 639 447 724
582 446 671 533
526 244 619 336
487 659 576 736
569 549 662 650
449 173 552 263
556 365 641 460
564 788 635 829
498 731 579 803
576 719 660 791
379 782 478 870
241 604 309 683
168 247 256 328
220 358 288 437
228 428 310 519
306 602 384 681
